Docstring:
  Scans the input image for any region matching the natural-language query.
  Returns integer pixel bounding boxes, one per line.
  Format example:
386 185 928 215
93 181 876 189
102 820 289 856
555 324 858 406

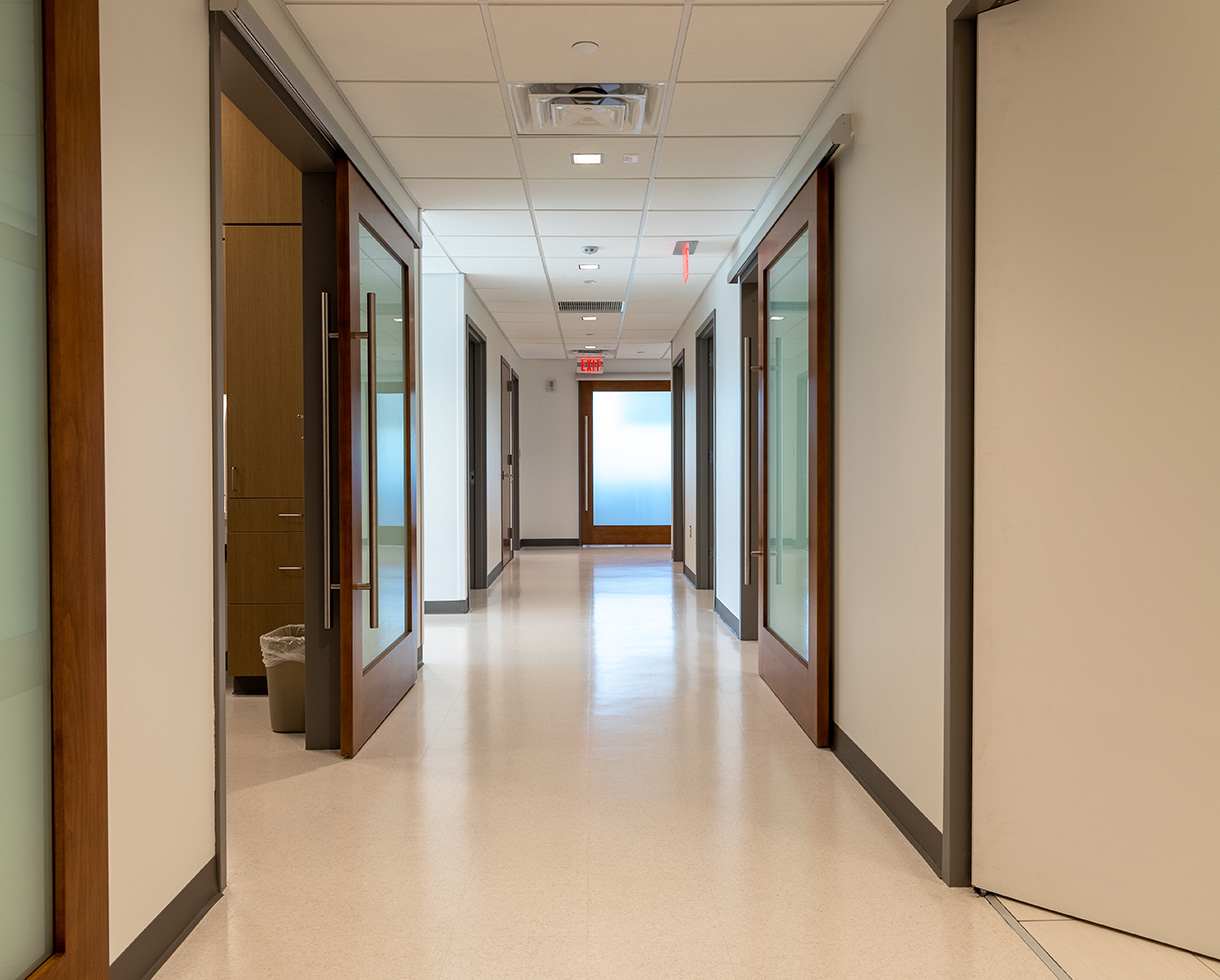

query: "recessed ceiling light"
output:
585 345 597 349
582 316 597 321
571 40 599 54
571 153 603 166
578 263 599 271
769 315 784 320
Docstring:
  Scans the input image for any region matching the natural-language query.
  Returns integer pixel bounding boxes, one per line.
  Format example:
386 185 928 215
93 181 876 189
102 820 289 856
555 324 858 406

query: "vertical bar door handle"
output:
230 466 237 494
743 337 752 587
321 292 333 630
366 291 379 631
584 414 591 512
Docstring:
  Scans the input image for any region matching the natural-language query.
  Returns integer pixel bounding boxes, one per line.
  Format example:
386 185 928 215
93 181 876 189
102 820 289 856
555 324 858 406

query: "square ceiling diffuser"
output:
508 83 664 136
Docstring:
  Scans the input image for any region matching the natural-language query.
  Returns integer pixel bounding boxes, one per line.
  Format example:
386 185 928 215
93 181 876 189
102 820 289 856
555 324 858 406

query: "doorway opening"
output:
466 322 488 589
671 352 686 566
579 379 672 545
695 317 716 590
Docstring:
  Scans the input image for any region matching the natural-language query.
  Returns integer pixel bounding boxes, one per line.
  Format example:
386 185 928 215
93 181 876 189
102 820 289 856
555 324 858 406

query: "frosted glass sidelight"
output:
0 1 55 977
592 391 672 526
765 230 810 663
358 224 408 668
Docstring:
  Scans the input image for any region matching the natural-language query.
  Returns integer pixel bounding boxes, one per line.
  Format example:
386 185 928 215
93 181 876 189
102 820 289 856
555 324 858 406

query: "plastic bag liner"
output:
259 624 306 668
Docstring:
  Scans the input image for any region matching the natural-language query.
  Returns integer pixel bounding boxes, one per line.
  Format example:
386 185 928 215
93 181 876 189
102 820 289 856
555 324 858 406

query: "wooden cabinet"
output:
222 99 305 680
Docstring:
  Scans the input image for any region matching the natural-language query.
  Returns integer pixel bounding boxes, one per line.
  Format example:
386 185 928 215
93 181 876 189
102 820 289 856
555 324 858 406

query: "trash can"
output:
260 625 306 733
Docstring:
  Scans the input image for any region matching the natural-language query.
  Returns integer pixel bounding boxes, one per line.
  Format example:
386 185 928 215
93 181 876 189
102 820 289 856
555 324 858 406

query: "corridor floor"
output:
158 546 1054 980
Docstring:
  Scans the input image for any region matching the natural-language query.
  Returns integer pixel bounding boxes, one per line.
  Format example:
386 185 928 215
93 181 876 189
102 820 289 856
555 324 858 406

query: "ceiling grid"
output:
284 0 892 360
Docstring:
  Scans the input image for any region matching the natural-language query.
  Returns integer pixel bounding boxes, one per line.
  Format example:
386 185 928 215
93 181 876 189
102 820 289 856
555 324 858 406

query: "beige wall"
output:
100 0 216 958
973 0 1220 957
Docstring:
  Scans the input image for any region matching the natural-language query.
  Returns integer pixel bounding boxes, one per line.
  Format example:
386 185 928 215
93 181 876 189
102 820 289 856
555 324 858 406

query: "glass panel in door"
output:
765 229 811 663
592 390 672 526
357 222 408 669
0 0 54 975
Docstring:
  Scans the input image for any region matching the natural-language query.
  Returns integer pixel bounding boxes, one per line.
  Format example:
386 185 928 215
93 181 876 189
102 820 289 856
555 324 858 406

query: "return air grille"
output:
558 301 623 313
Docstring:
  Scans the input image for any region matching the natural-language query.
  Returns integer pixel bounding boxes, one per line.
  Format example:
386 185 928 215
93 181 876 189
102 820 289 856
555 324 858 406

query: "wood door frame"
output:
756 168 832 748
510 369 520 552
499 356 513 568
579 379 672 546
32 0 110 976
695 316 716 590
671 352 686 565
466 322 488 589
336 159 419 758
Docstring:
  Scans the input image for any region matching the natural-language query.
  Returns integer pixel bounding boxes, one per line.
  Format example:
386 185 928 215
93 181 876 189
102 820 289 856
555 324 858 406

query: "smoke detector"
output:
508 83 664 136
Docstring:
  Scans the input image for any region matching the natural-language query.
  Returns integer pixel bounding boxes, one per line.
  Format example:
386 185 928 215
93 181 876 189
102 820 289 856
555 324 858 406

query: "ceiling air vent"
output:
558 301 624 313
508 83 664 136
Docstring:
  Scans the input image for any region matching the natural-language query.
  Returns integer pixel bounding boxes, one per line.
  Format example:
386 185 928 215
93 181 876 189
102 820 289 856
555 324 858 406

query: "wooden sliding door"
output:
335 160 419 757
755 169 831 746
579 380 672 545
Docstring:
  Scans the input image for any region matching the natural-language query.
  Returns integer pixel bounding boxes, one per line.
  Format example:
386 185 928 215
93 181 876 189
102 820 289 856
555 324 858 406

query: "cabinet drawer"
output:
228 498 305 533
228 531 304 604
227 602 303 677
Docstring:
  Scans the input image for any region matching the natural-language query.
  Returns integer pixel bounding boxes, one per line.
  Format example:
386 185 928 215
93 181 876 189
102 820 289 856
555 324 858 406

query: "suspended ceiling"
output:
284 0 890 359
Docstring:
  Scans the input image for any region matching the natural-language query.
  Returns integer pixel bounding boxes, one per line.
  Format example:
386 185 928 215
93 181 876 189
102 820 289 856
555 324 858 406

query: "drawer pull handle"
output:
278 513 303 518
277 566 304 571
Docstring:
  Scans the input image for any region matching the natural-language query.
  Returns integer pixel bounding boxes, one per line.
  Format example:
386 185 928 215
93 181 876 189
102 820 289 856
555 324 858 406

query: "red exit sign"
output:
578 356 603 374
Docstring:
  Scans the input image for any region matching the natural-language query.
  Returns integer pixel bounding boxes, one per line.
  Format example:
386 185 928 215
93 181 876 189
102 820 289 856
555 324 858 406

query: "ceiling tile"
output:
405 178 528 210
529 178 649 210
643 210 753 237
632 253 723 277
288 5 496 81
512 343 567 359
655 136 798 178
666 82 833 137
679 4 882 82
379 138 519 178
474 286 553 302
342 82 507 137
541 236 639 258
439 236 539 258
424 210 535 236
626 297 697 311
453 256 545 278
468 272 551 290
489 5 682 83
615 344 673 360
622 312 682 330
519 137 656 179
650 177 772 211
535 210 643 237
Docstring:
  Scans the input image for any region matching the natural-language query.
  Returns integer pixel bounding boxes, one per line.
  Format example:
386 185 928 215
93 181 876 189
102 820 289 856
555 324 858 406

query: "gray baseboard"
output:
683 564 697 587
520 538 580 547
424 599 470 615
713 597 741 637
485 560 504 587
110 858 220 980
832 725 943 877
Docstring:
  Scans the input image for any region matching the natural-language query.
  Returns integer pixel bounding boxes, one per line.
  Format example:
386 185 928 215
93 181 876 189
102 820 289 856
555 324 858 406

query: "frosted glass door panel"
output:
765 230 810 663
0 0 54 976
358 223 408 668
592 391 671 526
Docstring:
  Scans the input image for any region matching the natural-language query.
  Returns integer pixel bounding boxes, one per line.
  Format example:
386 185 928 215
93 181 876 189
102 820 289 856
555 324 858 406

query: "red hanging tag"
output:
682 241 690 284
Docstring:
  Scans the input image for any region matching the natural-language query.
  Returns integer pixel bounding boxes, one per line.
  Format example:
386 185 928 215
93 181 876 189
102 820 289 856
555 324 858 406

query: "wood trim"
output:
578 379 672 546
671 351 685 565
336 159 419 758
32 0 110 977
756 168 832 748
694 319 715 590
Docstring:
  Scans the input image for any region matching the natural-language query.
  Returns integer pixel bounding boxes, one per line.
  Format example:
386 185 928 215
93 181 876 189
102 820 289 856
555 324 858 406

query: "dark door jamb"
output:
466 320 488 590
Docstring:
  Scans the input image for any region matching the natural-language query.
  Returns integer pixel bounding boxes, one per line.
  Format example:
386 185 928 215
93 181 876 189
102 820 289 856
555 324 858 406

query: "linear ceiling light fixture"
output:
571 152 603 165
578 263 599 270
582 316 598 321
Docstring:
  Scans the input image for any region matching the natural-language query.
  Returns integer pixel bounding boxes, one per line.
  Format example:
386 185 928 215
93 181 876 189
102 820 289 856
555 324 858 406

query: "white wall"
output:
973 0 1220 957
671 0 949 828
421 274 466 602
99 0 216 958
672 276 743 620
517 359 671 542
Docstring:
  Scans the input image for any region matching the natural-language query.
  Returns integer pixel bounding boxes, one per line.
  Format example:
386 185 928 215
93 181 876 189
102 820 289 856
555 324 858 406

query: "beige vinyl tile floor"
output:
159 546 1072 979
994 897 1220 980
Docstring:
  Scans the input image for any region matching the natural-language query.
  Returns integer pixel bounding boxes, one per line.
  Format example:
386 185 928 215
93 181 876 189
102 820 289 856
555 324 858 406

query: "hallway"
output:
160 547 1047 980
